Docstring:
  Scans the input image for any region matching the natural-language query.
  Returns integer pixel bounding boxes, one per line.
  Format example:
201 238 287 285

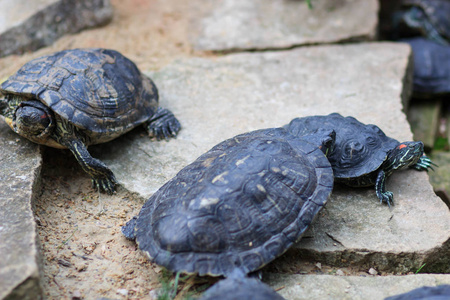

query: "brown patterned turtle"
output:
0 48 180 194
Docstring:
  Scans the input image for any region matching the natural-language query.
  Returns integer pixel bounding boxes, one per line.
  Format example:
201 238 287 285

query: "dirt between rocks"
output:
1 0 402 299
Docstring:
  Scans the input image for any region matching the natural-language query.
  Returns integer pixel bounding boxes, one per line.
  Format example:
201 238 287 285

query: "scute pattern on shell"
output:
285 113 400 178
1 48 159 144
135 128 333 277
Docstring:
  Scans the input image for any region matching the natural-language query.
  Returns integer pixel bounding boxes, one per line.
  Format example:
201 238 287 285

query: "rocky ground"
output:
0 0 449 299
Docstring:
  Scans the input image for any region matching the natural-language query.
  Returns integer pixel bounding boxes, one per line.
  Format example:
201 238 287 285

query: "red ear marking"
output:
40 114 47 119
398 144 407 150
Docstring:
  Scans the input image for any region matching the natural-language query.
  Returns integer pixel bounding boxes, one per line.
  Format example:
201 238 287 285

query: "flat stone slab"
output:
189 0 378 51
407 99 441 150
0 121 43 299
265 274 450 300
96 42 450 273
429 151 450 208
0 0 113 58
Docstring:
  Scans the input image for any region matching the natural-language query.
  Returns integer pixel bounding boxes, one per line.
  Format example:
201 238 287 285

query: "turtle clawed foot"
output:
411 155 437 171
92 173 118 195
379 191 394 208
147 107 181 141
121 216 138 241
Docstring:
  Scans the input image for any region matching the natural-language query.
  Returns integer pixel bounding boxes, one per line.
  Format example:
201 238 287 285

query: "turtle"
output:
0 48 181 194
199 269 284 300
284 113 435 207
384 284 450 300
401 37 450 96
122 126 335 298
392 0 450 45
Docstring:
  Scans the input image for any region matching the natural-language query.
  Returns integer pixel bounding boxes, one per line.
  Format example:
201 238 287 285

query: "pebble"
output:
368 268 378 275
117 289 128 296
72 290 82 299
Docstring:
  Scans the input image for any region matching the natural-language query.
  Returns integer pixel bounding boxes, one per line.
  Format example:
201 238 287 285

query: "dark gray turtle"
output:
0 48 181 194
284 113 434 207
393 0 450 45
200 270 284 300
122 127 335 298
385 284 450 300
401 37 450 96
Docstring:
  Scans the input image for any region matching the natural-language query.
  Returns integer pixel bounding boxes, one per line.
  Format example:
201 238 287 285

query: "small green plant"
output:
157 270 196 300
306 0 313 9
434 137 449 151
158 270 181 300
57 226 78 249
415 263 426 274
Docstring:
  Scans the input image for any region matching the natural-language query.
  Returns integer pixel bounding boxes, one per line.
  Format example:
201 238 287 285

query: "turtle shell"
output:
385 284 450 300
402 37 450 95
200 273 284 300
0 48 159 144
133 128 334 276
284 113 400 179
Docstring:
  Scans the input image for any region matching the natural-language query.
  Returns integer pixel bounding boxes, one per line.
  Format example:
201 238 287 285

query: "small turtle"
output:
393 0 450 45
385 284 450 300
284 113 434 207
122 127 335 298
0 48 180 194
401 37 450 96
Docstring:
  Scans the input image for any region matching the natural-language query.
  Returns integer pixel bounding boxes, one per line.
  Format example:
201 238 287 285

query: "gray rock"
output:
0 0 113 58
99 42 414 199
190 0 378 51
265 273 450 300
291 171 450 273
0 121 43 299
97 42 449 272
407 99 441 150
429 151 450 208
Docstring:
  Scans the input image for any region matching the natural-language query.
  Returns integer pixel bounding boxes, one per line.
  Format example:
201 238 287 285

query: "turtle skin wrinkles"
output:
1 48 159 145
285 113 400 180
134 128 333 277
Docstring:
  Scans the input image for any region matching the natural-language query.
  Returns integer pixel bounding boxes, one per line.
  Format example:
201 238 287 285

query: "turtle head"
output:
11 100 55 142
384 141 424 173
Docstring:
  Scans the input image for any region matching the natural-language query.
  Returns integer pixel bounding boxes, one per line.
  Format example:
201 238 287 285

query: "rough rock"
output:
407 99 441 150
96 42 449 273
0 0 113 58
265 274 450 300
289 171 450 273
0 121 43 299
429 151 450 208
98 42 414 200
189 0 378 51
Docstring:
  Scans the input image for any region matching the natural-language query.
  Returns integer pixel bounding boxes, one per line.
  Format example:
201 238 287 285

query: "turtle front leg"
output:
410 155 437 171
375 170 394 207
65 139 117 194
146 107 181 140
